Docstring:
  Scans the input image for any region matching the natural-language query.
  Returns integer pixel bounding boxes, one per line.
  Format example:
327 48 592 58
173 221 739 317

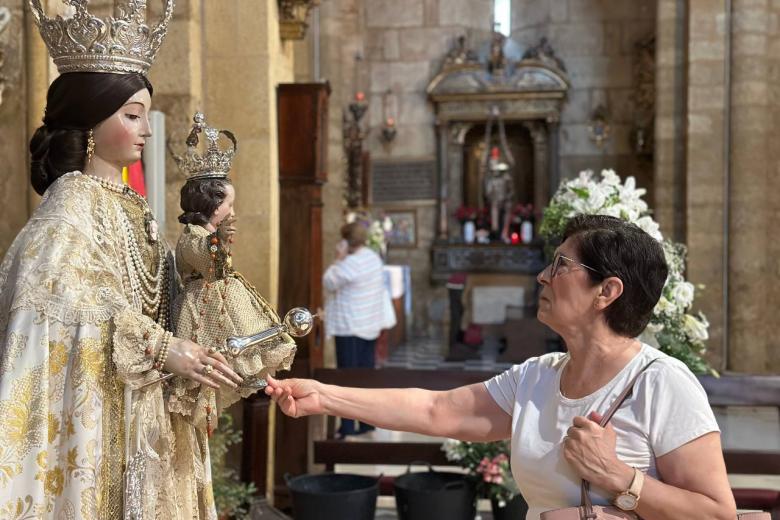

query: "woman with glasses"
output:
265 214 736 520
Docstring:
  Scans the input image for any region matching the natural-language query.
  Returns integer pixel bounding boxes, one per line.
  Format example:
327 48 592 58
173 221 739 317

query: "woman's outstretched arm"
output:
264 376 511 442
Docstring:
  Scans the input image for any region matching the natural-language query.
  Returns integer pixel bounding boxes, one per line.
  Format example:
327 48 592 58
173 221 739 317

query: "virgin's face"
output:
209 183 236 228
92 88 152 168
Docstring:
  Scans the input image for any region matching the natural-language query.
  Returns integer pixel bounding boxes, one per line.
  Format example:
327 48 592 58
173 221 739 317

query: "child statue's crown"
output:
171 112 237 180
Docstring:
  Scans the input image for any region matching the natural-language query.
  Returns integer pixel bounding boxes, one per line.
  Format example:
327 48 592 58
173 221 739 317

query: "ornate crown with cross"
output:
28 0 174 75
170 112 238 181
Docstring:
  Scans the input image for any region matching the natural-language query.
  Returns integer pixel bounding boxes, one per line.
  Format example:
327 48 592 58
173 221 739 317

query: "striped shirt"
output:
323 247 395 340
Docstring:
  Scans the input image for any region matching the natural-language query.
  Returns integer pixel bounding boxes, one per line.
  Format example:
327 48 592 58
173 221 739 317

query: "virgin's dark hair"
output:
30 72 153 195
562 214 668 338
178 178 232 226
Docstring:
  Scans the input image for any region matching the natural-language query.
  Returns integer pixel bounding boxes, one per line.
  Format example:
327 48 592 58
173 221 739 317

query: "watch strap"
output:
628 467 644 498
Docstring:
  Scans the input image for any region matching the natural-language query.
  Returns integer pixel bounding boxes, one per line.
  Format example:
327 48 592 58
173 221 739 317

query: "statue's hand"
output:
217 215 237 243
165 337 244 389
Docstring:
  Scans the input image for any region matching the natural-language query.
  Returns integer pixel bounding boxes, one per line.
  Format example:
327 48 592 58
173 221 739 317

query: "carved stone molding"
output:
278 0 319 40
0 7 10 107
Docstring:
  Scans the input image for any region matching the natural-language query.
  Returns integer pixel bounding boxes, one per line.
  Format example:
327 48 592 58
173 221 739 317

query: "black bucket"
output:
285 472 379 520
393 463 477 520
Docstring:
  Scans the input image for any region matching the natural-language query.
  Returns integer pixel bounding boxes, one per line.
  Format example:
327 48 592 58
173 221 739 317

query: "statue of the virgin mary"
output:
0 2 242 518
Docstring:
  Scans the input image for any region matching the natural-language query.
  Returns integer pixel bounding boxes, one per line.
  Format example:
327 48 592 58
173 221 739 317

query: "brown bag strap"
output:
579 358 659 515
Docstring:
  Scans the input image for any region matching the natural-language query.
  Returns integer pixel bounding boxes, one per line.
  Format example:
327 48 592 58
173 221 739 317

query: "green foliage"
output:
210 413 259 520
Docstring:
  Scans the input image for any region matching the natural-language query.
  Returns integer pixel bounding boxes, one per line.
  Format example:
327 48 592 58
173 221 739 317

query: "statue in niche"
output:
488 31 507 74
483 146 515 243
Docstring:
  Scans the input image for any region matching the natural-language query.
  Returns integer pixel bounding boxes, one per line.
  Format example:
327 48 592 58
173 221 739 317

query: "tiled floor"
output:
378 336 513 372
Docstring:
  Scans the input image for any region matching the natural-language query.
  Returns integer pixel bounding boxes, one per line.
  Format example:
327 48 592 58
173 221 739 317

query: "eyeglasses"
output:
545 252 603 278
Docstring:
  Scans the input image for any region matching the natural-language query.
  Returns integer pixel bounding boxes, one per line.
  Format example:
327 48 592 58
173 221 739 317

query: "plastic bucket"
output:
285 472 379 520
393 463 476 520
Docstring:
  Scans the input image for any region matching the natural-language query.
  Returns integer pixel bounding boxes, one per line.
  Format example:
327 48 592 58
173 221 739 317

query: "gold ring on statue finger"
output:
208 346 218 354
202 364 214 375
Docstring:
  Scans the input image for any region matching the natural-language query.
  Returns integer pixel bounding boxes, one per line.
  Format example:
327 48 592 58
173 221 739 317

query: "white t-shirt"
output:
484 343 719 520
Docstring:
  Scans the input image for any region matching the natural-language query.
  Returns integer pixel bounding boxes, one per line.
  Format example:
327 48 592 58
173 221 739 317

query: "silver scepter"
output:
226 306 315 357
138 307 317 389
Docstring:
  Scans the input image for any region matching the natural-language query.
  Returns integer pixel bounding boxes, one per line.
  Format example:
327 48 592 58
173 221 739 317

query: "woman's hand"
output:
334 239 348 260
562 412 634 494
264 375 325 418
165 337 244 389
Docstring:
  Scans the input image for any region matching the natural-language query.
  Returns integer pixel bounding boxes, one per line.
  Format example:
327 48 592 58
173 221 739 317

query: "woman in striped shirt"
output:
323 222 396 437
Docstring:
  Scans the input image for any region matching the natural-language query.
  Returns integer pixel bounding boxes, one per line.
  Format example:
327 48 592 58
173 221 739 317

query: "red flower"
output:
454 206 478 222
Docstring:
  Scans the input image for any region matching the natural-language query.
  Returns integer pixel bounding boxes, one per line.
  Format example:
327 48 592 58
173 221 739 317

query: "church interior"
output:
0 0 778 518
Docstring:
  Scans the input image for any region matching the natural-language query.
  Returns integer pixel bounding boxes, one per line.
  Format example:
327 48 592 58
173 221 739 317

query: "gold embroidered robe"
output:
170 224 296 429
0 173 203 519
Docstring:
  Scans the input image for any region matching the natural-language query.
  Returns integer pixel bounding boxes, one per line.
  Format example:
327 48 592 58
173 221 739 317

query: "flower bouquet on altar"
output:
539 169 715 375
454 205 479 223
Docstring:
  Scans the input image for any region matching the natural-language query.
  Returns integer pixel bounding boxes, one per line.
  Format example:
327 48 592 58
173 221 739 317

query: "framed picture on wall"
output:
385 209 417 248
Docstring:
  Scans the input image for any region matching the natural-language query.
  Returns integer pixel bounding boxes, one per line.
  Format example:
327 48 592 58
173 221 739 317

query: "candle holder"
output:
381 120 397 143
379 88 398 144
344 92 367 208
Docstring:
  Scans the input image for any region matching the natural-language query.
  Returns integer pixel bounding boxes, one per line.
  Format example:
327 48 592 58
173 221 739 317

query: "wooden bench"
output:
699 374 780 518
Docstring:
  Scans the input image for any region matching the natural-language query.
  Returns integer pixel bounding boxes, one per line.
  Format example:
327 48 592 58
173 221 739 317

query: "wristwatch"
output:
614 467 644 511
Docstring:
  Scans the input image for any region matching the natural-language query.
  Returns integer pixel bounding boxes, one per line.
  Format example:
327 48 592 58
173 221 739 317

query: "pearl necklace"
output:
85 174 170 328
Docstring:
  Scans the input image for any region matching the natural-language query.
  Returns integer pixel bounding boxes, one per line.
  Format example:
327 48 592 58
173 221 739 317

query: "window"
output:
493 0 511 36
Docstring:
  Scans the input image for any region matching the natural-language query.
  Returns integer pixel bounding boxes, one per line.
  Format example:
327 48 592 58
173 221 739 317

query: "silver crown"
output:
28 0 174 75
170 112 238 181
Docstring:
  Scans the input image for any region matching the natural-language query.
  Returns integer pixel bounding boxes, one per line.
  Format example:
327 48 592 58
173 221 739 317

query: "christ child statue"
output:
170 112 296 435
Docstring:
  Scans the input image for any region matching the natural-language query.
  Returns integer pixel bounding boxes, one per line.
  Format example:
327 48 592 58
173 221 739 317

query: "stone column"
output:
525 120 549 212
547 120 561 197
727 0 773 372
147 0 205 242
684 0 727 369
436 119 449 240
0 1 35 256
201 0 295 304
447 122 469 241
769 0 780 371
654 0 687 240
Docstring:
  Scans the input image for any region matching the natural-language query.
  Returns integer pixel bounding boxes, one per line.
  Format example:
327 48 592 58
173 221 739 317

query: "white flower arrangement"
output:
539 169 714 374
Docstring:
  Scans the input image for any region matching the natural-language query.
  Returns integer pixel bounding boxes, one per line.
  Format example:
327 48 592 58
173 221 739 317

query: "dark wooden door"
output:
251 82 330 509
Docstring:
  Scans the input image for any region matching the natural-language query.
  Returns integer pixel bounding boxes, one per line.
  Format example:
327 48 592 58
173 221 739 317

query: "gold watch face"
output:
615 493 638 510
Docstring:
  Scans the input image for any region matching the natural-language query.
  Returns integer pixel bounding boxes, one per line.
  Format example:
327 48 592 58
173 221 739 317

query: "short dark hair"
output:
562 214 668 338
178 178 232 226
30 72 153 195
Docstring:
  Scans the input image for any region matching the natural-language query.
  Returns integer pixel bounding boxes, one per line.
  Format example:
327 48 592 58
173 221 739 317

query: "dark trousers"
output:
335 335 376 435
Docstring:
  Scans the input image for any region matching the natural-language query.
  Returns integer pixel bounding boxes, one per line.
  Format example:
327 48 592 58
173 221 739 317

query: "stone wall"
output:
684 0 728 370
362 0 492 337
769 0 780 372
511 0 657 185
200 0 294 304
654 0 687 240
357 0 658 336
0 0 28 257
727 0 777 372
